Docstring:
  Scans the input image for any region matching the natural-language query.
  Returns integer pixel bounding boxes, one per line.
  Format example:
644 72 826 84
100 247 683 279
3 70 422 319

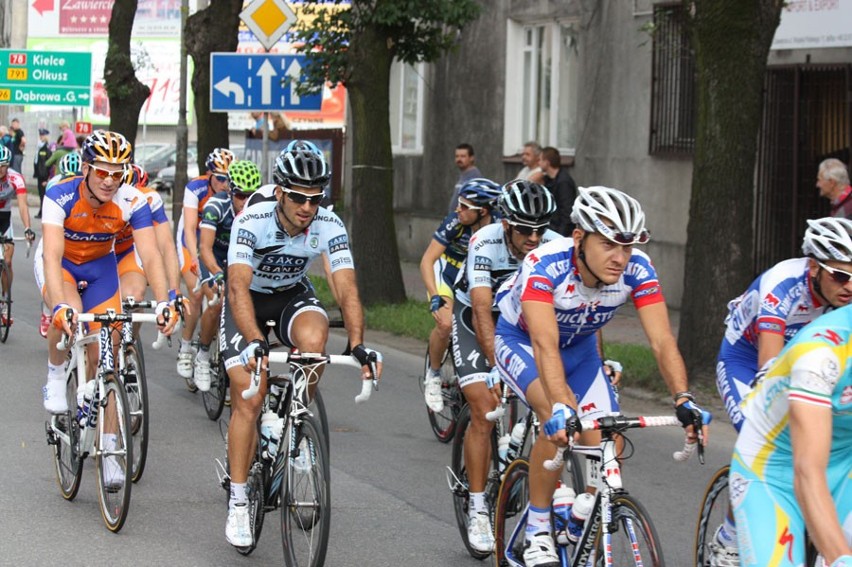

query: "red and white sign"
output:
74 121 93 135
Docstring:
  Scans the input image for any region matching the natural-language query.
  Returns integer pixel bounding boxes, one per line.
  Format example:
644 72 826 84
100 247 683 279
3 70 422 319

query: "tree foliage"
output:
105 0 151 146
291 0 481 305
678 0 783 381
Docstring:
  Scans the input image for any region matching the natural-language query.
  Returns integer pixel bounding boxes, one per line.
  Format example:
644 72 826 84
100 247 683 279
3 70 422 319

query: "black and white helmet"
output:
571 186 650 245
802 217 852 262
499 179 556 225
273 140 330 188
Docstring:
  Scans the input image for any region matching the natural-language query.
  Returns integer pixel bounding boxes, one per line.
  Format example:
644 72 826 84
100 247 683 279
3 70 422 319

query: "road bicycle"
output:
694 464 822 567
217 342 377 565
421 341 464 442
44 309 166 532
495 414 703 567
0 236 30 343
193 275 226 421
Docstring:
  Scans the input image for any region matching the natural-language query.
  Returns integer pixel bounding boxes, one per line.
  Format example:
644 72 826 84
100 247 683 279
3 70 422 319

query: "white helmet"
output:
802 217 852 262
571 186 650 245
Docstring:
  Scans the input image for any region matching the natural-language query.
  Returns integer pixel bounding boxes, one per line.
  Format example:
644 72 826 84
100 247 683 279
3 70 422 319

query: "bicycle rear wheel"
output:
203 340 226 421
494 458 530 567
95 376 133 532
596 493 664 566
423 349 460 443
50 368 83 500
280 416 331 567
124 344 149 483
0 260 11 343
694 465 730 567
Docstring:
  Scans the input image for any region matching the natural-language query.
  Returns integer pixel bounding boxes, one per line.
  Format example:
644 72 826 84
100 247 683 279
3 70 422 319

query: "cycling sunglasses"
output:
597 223 651 245
211 173 229 182
457 199 484 211
283 188 324 206
817 261 852 284
507 221 548 237
89 164 126 181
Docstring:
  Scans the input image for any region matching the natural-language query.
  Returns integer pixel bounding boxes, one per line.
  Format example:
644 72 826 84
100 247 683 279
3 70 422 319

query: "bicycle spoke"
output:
96 378 133 532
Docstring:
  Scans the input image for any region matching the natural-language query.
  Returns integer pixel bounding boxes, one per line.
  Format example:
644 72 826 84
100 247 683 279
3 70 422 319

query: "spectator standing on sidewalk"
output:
448 143 483 213
518 141 545 184
9 118 26 173
817 158 852 219
540 146 577 236
33 128 52 219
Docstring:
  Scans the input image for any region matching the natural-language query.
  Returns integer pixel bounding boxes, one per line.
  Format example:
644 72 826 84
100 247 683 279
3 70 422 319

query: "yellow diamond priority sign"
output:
240 0 297 51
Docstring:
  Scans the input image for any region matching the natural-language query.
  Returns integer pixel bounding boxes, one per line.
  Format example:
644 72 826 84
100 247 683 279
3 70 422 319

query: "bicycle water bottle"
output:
260 411 285 461
268 384 283 412
76 380 98 428
507 420 526 459
497 434 511 465
565 492 595 544
552 482 576 545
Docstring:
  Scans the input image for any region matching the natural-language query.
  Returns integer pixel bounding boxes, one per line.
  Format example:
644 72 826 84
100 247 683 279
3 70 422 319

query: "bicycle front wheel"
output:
309 387 330 457
694 465 730 567
0 260 11 343
596 493 664 567
494 458 530 567
124 344 149 483
50 368 83 500
203 341 226 421
280 416 331 567
95 376 133 532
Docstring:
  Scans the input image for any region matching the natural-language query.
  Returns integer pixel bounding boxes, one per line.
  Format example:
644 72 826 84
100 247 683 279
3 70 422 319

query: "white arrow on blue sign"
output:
209 53 323 112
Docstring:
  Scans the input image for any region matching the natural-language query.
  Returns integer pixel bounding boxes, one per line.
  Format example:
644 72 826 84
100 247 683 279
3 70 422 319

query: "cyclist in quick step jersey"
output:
710 217 852 566
0 145 36 327
494 186 708 567
420 177 501 412
175 148 234 386
732 305 852 567
193 160 261 392
456 179 560 553
220 140 383 549
38 131 178 423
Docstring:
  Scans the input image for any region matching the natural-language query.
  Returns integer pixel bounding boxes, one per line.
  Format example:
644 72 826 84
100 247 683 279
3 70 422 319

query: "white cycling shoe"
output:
43 379 68 414
523 532 560 567
101 455 126 491
467 512 495 553
226 503 253 548
423 371 444 412
708 525 739 566
194 354 211 392
177 350 194 379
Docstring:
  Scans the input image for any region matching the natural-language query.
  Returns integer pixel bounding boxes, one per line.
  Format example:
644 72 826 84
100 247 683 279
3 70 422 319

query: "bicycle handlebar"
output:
242 349 374 404
542 415 689 472
192 273 224 306
56 311 168 350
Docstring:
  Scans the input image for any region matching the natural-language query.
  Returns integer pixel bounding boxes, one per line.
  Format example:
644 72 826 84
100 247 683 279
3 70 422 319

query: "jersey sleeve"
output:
183 184 200 209
143 189 168 225
432 212 461 247
466 233 494 291
322 212 354 272
11 172 26 194
199 199 221 231
624 251 665 309
788 331 845 409
228 211 259 268
755 277 797 337
40 197 66 226
519 254 556 304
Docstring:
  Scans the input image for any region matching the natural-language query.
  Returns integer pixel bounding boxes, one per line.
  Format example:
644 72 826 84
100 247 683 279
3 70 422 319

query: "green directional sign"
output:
0 49 92 107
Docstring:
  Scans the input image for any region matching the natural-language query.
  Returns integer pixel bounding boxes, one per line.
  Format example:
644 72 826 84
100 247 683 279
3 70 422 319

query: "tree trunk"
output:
678 0 783 382
105 0 150 147
346 24 407 305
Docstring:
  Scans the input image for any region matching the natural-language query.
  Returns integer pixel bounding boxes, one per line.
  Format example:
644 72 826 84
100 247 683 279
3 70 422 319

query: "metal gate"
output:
754 65 852 273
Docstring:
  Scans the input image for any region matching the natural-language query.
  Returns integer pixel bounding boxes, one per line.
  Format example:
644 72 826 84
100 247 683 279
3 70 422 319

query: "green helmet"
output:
228 160 262 195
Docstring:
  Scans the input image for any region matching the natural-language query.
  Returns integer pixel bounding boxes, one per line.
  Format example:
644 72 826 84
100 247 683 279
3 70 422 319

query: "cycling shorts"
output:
0 211 13 239
220 279 328 370
34 238 121 329
715 341 757 432
451 300 495 388
430 254 462 299
116 245 144 278
494 325 618 420
730 450 852 566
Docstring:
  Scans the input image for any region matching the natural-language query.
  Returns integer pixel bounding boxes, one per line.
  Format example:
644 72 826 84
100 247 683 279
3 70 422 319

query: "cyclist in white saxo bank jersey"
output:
220 140 383 549
0 145 36 326
732 306 852 567
710 216 852 566
455 179 560 553
494 186 708 567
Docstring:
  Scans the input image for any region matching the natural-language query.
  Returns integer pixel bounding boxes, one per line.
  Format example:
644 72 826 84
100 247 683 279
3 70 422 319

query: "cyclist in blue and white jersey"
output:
456 179 559 552
193 160 261 392
710 217 852 566
494 186 707 567
220 140 382 549
419 177 501 412
731 305 852 567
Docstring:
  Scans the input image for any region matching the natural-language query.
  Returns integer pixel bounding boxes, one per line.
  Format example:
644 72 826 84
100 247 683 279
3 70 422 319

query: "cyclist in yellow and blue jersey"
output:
732 303 852 567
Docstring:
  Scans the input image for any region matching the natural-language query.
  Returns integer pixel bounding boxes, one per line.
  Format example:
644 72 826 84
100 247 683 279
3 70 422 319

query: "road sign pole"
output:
262 112 270 183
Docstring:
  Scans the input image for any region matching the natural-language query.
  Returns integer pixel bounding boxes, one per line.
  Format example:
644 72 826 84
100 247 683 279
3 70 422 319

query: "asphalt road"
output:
0 224 737 566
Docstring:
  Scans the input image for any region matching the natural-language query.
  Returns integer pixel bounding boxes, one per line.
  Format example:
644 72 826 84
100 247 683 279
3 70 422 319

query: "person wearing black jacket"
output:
33 128 52 218
540 146 577 236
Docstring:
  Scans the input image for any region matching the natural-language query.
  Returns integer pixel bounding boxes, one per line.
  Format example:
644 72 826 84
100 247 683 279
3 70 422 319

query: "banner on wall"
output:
29 0 196 38
772 0 852 49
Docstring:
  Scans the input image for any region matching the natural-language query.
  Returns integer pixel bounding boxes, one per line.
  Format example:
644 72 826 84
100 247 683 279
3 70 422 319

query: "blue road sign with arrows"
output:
209 53 322 112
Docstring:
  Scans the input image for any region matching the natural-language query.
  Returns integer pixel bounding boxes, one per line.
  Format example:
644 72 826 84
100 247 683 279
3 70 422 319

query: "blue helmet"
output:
59 152 82 176
458 178 501 208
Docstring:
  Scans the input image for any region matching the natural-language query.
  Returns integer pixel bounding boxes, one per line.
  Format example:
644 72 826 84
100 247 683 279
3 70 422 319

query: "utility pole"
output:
173 0 190 224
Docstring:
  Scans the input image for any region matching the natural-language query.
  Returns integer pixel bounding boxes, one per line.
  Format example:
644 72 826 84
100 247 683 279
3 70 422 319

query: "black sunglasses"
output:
284 188 323 206
818 261 852 284
508 221 548 237
603 229 651 245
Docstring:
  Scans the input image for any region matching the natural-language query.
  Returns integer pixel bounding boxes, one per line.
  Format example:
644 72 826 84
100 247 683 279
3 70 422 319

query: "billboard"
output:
772 0 852 50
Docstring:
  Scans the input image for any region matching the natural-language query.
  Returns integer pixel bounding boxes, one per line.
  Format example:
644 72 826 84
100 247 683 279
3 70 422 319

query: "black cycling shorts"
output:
451 299 496 388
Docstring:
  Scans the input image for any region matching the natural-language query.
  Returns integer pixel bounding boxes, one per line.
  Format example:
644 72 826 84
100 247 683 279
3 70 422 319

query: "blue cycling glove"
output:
430 295 446 313
544 403 581 437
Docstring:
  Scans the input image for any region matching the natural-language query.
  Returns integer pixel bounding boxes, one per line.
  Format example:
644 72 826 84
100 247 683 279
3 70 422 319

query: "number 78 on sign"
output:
209 53 322 112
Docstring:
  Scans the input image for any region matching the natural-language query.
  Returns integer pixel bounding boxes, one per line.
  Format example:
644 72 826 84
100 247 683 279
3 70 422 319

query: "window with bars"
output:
649 4 696 156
